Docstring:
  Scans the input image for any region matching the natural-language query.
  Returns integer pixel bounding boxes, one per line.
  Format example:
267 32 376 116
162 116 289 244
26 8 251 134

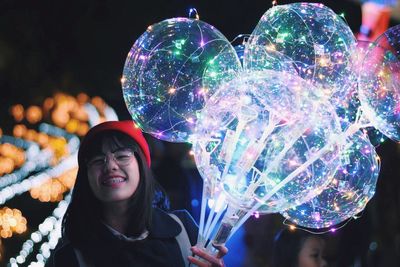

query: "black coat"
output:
45 208 198 267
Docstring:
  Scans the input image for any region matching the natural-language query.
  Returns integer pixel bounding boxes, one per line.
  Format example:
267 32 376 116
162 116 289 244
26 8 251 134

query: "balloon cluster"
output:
122 2 400 247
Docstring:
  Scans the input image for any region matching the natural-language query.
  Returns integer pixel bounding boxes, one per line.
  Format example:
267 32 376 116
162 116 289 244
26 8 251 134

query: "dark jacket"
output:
45 208 198 267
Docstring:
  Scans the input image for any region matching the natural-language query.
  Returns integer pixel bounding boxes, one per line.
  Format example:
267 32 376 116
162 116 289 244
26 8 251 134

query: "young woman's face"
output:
86 138 140 204
297 236 327 267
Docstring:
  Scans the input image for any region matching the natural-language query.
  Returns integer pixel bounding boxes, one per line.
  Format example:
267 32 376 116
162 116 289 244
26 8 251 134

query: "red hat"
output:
78 120 151 167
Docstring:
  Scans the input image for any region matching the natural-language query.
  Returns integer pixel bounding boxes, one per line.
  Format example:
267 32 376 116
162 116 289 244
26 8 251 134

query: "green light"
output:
174 39 186 49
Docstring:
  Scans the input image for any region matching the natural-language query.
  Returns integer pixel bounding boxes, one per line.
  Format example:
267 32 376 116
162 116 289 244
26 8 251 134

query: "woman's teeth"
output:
102 177 126 185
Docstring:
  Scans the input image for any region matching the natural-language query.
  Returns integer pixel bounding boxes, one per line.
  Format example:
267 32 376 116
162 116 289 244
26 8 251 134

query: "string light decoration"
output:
25 106 43 125
9 194 71 267
0 207 27 239
30 167 77 202
9 105 24 122
0 145 25 177
21 92 116 137
0 89 118 265
0 135 52 189
121 3 400 250
122 17 242 142
0 152 77 205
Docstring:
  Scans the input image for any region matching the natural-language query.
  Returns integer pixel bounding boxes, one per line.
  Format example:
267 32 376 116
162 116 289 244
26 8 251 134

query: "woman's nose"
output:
104 154 119 170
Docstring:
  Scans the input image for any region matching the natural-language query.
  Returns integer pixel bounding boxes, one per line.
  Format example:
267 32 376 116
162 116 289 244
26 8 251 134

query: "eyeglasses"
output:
87 149 135 168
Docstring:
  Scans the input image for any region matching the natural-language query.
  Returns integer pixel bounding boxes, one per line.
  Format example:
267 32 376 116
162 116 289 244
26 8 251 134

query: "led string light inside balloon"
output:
121 1 399 251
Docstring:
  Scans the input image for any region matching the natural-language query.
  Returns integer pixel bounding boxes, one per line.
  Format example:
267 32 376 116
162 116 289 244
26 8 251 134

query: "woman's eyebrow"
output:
110 147 132 153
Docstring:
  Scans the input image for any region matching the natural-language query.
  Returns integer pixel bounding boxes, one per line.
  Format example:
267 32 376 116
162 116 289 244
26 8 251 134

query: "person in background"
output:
272 228 328 267
45 120 227 267
357 0 397 41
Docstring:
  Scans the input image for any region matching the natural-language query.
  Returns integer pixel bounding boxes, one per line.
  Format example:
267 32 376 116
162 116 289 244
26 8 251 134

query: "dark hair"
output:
272 228 312 267
62 131 167 246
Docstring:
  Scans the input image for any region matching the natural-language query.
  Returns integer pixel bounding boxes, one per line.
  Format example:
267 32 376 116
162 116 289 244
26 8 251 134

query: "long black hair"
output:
62 131 168 246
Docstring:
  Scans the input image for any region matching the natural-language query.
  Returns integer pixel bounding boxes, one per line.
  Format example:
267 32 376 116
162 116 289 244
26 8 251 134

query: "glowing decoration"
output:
281 130 380 229
122 17 241 142
243 45 297 74
358 24 400 141
26 106 43 124
0 152 77 205
193 70 342 245
9 195 70 267
10 104 24 122
30 167 77 202
0 143 26 169
0 207 27 238
245 3 357 102
0 135 51 188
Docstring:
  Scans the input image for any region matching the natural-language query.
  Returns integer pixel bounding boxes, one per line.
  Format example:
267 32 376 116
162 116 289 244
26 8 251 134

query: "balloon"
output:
245 3 357 101
281 130 379 229
193 70 343 214
122 17 241 142
243 44 298 74
358 24 400 141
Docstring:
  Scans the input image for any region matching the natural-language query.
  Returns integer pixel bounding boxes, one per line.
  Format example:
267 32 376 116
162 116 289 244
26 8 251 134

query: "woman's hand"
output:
188 244 228 267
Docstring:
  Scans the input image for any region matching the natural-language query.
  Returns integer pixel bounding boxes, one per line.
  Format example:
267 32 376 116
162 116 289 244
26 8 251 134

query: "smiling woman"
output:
44 120 227 267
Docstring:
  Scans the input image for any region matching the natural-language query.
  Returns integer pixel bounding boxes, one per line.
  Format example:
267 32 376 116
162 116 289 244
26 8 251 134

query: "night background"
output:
1 0 400 266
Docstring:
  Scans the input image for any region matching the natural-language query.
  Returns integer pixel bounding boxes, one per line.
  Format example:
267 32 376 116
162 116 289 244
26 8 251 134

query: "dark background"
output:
1 0 400 266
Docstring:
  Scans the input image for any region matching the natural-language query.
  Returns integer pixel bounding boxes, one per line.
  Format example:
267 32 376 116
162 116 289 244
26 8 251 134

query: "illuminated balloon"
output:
193 70 343 214
358 24 400 141
243 44 298 74
281 130 379 229
122 17 241 142
245 3 357 101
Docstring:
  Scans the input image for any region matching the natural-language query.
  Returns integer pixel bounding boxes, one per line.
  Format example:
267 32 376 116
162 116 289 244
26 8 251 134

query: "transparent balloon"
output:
193 70 343 215
281 130 379 230
245 3 357 101
122 17 241 142
243 44 298 75
358 24 400 141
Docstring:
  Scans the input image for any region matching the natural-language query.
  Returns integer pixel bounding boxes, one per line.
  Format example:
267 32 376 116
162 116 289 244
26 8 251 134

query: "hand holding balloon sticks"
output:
122 1 400 252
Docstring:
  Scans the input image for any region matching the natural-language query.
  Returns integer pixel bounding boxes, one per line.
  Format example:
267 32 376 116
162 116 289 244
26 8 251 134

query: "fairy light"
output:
84 103 101 126
26 106 43 124
168 87 177 94
0 207 27 238
0 136 52 189
0 152 77 205
10 194 71 267
10 104 24 122
120 76 126 85
30 167 77 202
39 123 80 154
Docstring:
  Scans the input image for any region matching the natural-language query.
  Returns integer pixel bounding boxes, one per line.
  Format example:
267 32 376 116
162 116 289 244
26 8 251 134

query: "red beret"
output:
78 120 151 167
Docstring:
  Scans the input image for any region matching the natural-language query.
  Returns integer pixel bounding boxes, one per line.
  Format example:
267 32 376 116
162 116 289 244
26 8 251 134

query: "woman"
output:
272 228 328 267
46 120 226 267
